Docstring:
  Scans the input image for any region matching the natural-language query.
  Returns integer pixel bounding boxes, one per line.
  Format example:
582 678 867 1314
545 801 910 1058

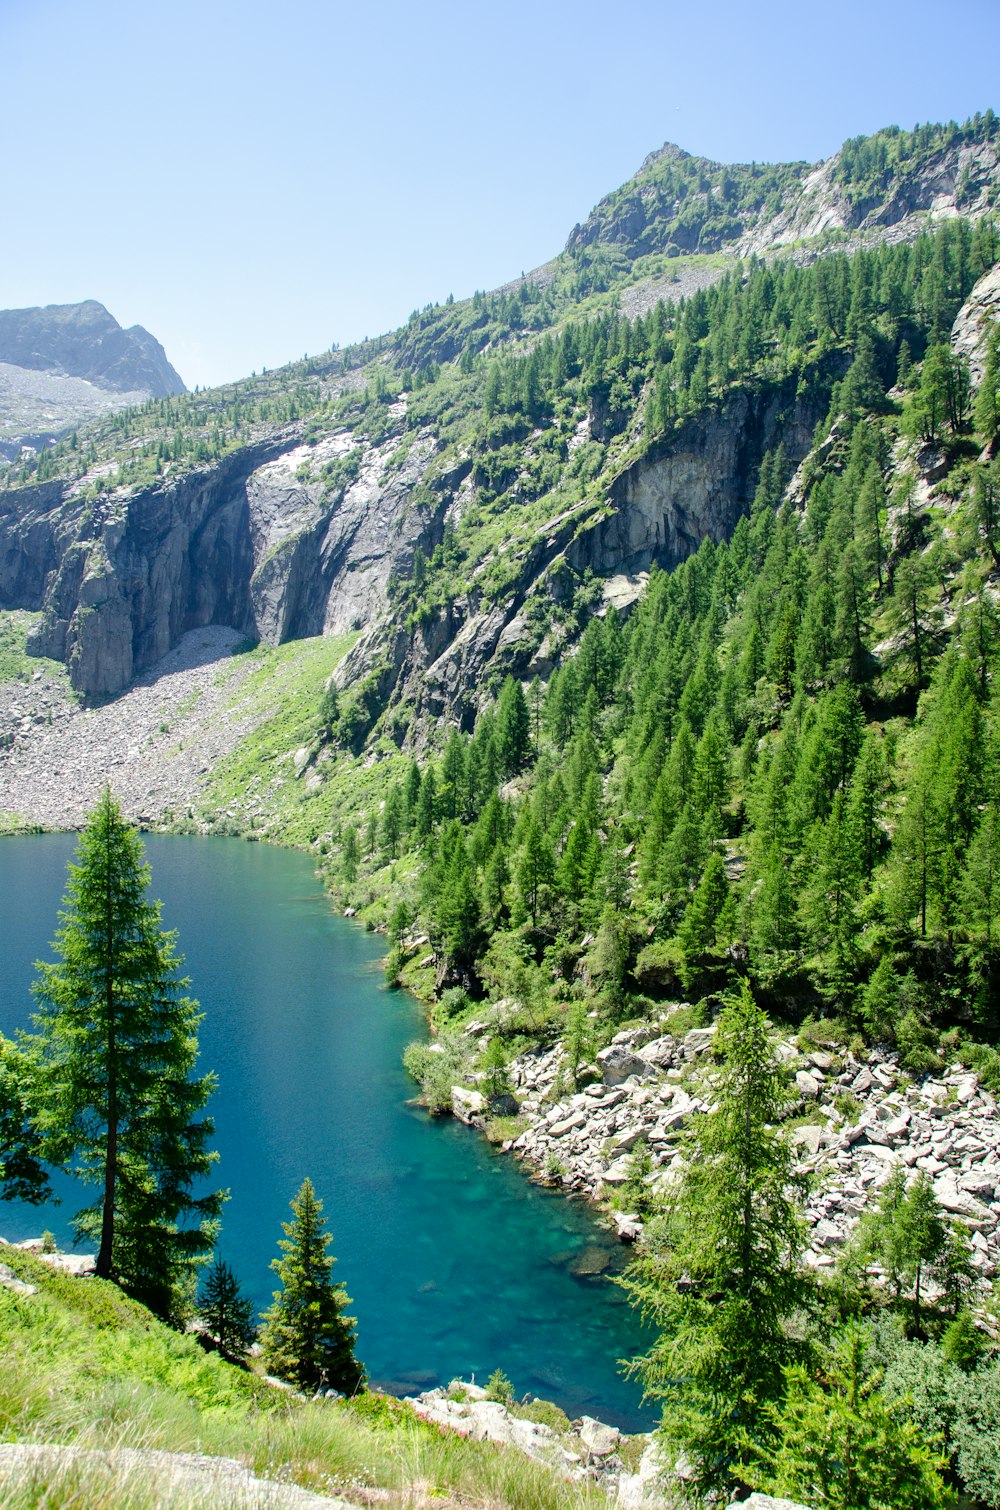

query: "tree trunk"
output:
96 819 118 1280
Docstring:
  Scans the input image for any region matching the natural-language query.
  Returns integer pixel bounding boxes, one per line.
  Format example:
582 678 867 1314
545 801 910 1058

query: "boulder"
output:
792 1124 827 1157
36 1250 95 1277
451 1086 485 1124
579 1415 620 1457
610 1211 643 1242
727 1497 813 1510
596 1044 655 1086
795 1069 822 1099
0 1263 36 1297
933 1179 994 1225
683 1026 717 1056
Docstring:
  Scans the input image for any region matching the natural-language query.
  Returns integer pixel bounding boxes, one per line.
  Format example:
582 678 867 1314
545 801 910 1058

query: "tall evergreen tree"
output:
495 676 532 778
29 789 222 1319
260 1178 364 1395
624 983 812 1497
198 1257 257 1358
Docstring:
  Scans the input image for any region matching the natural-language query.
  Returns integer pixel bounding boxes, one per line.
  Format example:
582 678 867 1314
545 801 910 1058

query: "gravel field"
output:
0 626 263 829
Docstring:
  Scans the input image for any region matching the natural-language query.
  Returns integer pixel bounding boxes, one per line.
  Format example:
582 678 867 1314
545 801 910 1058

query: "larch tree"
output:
623 981 813 1498
740 1325 951 1510
30 788 222 1321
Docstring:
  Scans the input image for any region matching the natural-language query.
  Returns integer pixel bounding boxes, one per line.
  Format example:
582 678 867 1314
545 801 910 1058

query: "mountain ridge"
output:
0 115 998 710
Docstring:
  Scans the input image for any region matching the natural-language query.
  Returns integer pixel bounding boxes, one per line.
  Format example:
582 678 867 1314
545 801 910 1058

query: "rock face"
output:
0 408 446 697
369 373 833 738
570 378 830 580
0 300 185 397
1 362 829 708
952 263 1000 383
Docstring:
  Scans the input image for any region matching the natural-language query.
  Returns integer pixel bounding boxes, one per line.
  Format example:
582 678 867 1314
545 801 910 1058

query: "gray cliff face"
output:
374 375 833 739
1 412 445 697
571 380 827 578
952 263 1000 383
739 139 1000 258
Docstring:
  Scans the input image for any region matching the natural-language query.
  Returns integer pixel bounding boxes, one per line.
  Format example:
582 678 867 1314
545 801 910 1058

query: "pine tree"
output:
198 1257 257 1357
495 677 532 778
624 982 812 1496
561 999 592 1091
974 324 1000 444
260 1178 364 1395
29 788 222 1319
515 815 555 928
847 1167 946 1328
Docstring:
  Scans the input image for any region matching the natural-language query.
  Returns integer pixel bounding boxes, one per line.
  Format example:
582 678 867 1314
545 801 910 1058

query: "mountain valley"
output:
4 112 1000 1508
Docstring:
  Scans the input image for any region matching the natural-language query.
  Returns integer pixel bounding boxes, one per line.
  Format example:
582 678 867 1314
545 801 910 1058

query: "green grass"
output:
0 811 47 836
0 611 68 687
196 632 360 845
0 1243 618 1509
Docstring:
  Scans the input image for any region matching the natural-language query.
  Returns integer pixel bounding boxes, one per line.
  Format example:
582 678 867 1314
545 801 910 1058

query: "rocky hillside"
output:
570 117 1000 264
0 115 997 709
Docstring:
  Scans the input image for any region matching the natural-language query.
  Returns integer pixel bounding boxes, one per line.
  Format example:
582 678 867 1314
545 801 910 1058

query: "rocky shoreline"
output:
451 1012 1000 1291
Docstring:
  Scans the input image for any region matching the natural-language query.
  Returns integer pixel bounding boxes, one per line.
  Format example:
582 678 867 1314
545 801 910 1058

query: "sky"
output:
3 0 999 390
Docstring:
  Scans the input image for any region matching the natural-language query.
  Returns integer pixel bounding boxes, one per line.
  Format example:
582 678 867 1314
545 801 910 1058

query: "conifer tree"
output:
495 676 532 778
847 1167 946 1328
260 1178 364 1395
624 983 812 1496
0 1034 48 1204
974 324 1000 444
199 1257 257 1357
29 788 222 1320
741 1325 950 1510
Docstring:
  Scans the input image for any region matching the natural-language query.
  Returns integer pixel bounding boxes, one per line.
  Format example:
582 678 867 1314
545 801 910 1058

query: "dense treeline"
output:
348 217 1000 1070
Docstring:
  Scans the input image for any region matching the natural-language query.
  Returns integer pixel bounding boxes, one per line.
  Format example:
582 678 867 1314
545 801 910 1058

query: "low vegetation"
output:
0 1244 611 1509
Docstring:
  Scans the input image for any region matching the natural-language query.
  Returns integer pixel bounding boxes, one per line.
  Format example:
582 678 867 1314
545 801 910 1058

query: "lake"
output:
0 832 653 1429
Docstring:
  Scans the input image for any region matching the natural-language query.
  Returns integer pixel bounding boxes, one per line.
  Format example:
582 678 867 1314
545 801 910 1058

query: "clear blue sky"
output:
3 0 998 389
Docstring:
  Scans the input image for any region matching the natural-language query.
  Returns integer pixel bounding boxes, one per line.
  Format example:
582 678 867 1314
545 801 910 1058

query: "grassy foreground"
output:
0 1243 616 1509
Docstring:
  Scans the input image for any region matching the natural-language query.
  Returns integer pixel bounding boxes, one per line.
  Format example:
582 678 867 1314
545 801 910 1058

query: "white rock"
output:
579 1415 621 1457
451 1086 485 1123
796 1070 822 1099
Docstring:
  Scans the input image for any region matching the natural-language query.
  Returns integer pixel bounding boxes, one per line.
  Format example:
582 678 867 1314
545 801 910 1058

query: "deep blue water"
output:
0 832 652 1428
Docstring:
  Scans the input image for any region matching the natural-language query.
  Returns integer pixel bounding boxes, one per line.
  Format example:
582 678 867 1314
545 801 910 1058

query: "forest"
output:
310 217 1000 1098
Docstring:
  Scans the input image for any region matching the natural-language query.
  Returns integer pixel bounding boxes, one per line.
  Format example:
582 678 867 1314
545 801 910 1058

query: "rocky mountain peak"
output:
636 140 693 175
0 299 185 398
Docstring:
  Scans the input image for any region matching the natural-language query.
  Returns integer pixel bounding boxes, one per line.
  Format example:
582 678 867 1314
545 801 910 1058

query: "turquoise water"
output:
0 832 652 1428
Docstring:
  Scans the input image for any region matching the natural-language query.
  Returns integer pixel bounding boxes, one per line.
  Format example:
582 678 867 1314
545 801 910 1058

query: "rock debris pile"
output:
408 1380 665 1507
0 627 260 827
492 1016 1000 1278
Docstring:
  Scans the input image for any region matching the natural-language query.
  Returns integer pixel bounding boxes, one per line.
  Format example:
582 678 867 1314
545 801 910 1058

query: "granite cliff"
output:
1 117 999 720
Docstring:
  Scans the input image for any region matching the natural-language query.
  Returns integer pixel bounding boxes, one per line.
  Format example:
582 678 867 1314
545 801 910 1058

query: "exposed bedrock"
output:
380 373 835 736
2 367 830 709
0 424 444 698
570 379 824 577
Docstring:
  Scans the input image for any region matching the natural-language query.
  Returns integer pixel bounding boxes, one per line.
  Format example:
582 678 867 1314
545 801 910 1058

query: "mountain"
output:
4 115 1000 1508
0 299 185 457
2 117 998 701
